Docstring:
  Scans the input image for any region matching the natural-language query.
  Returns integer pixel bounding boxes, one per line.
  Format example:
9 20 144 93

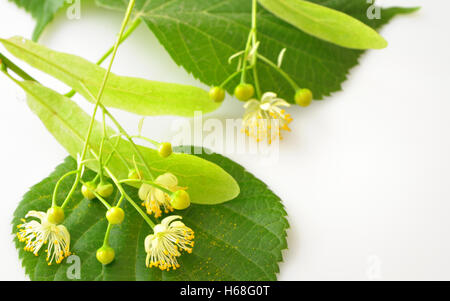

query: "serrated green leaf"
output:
258 0 387 49
14 79 238 204
8 0 67 41
1 36 221 117
96 0 417 101
13 152 288 280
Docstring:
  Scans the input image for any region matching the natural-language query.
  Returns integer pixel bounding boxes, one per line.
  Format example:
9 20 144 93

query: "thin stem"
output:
85 146 155 229
102 105 154 180
101 163 155 228
103 223 113 246
51 170 78 207
220 65 253 88
61 0 137 209
79 81 154 180
257 53 300 91
97 110 107 182
0 53 36 81
65 17 142 98
240 30 255 84
105 138 131 169
129 135 159 147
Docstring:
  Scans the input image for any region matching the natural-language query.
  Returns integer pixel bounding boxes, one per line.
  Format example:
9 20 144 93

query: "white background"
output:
0 0 449 281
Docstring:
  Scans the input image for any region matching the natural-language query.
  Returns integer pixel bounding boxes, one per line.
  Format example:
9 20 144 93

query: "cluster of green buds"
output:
206 1 314 143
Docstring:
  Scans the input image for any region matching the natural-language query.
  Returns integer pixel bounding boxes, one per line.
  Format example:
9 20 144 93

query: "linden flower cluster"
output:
242 92 293 143
144 215 195 271
207 0 313 143
17 209 70 265
17 143 195 271
14 0 196 274
138 173 188 218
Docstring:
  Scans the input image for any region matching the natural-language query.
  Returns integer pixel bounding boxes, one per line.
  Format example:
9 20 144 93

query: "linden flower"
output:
144 215 194 271
242 92 293 143
17 211 71 265
138 173 185 218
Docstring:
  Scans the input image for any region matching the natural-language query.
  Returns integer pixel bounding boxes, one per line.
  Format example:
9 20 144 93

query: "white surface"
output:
0 0 449 281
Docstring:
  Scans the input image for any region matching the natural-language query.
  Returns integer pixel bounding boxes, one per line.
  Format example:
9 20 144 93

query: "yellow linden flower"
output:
242 92 293 144
17 211 71 265
145 215 194 271
138 173 184 218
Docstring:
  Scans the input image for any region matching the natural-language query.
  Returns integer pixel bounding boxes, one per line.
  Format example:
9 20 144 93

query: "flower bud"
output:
158 142 173 158
106 207 125 225
295 88 313 107
234 83 254 101
209 86 226 103
170 190 191 210
96 245 115 265
128 169 143 180
46 206 65 224
96 182 114 198
81 181 97 200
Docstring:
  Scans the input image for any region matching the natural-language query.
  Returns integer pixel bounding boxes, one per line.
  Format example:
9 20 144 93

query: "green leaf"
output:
96 0 418 101
14 79 239 204
8 0 67 41
0 36 221 117
13 152 288 280
258 0 387 49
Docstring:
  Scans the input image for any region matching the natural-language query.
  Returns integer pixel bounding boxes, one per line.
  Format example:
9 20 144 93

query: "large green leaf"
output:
14 79 239 204
258 0 387 49
96 0 417 101
0 37 221 117
13 152 288 280
8 0 67 41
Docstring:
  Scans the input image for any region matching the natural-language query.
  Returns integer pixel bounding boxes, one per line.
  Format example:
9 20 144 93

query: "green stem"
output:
220 66 253 88
65 17 142 98
61 0 137 209
105 138 131 169
103 223 113 246
100 163 155 228
257 53 300 91
97 110 107 182
51 170 78 207
102 105 154 180
0 53 36 81
129 135 159 147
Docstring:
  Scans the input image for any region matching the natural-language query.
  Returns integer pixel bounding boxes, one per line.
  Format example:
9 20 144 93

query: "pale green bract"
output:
12 79 239 205
258 0 387 49
0 36 220 117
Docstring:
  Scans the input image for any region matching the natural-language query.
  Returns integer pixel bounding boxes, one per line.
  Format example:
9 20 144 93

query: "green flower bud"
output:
106 207 124 225
96 182 114 198
128 169 143 180
170 190 191 210
46 206 65 224
96 245 115 265
234 83 255 101
81 181 97 200
209 86 226 103
158 142 173 158
295 88 313 107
